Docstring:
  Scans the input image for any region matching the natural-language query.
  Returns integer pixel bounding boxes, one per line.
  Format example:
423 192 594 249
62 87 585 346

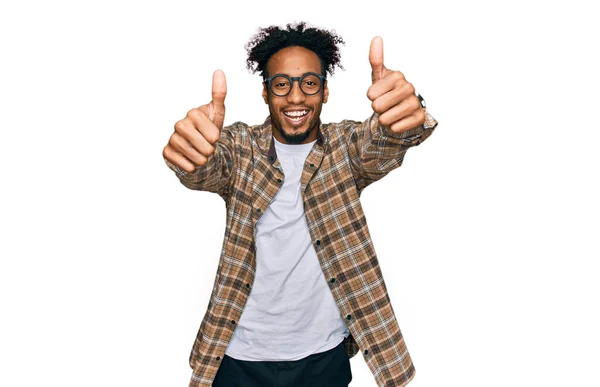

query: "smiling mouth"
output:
283 109 310 123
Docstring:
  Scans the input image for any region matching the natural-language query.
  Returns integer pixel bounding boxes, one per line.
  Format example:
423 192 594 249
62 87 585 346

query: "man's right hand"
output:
163 70 227 173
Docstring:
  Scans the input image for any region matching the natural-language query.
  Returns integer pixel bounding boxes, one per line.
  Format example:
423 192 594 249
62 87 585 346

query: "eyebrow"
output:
265 72 325 79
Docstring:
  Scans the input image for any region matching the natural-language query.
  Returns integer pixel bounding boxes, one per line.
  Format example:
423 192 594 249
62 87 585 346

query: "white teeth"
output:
284 110 308 117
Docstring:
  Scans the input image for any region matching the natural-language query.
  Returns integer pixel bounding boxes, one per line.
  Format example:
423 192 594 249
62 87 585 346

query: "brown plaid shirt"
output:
165 110 438 387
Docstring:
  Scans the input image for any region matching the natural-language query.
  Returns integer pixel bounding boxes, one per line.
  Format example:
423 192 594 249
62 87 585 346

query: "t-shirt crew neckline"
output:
272 135 316 154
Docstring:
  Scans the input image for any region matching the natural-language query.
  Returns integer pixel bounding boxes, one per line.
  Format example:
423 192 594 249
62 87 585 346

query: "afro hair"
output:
245 22 345 80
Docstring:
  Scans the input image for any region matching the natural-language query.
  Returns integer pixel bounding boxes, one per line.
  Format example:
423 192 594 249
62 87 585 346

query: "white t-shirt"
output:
225 136 350 361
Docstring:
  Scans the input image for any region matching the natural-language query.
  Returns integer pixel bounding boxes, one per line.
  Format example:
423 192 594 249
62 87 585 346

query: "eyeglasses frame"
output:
263 72 327 97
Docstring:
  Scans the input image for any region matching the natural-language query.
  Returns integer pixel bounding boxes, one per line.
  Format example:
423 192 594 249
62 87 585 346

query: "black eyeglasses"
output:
264 72 326 97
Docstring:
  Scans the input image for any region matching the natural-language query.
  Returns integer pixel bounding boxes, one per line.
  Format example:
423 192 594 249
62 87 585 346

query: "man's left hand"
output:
367 36 425 133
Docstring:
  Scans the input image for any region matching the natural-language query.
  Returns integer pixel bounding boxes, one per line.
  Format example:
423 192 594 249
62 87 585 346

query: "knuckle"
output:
188 108 202 122
378 115 390 126
174 120 186 133
371 100 381 113
186 142 197 156
205 129 220 144
405 82 415 95
411 96 421 110
171 132 187 150
392 71 405 83
162 145 171 160
186 108 197 118
366 88 375 101
204 143 216 156
182 163 194 173
196 154 207 166
392 122 406 133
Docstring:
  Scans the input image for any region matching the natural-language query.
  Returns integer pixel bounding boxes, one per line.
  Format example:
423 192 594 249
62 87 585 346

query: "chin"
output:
280 125 312 144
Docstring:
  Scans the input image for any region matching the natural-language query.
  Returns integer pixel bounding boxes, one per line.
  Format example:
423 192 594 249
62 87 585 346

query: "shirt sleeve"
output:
347 110 438 192
163 126 237 201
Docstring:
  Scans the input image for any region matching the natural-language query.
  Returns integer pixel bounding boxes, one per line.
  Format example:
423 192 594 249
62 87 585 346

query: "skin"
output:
162 36 425 173
162 70 226 172
261 46 328 145
367 36 426 132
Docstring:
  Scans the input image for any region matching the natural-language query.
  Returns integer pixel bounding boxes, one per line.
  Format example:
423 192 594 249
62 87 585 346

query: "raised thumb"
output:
209 69 227 129
369 36 385 83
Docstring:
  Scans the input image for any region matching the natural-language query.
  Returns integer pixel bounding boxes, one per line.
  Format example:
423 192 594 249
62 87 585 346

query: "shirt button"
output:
269 156 275 162
256 208 261 213
364 349 369 355
329 277 336 283
216 356 221 361
277 178 282 183
246 283 250 288
231 320 236 325
310 163 314 168
316 240 321 246
346 314 352 320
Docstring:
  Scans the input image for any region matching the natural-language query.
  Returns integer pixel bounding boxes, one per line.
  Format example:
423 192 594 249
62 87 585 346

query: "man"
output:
163 22 438 387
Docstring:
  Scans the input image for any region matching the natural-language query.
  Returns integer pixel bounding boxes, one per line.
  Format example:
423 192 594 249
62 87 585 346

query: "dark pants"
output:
212 340 352 387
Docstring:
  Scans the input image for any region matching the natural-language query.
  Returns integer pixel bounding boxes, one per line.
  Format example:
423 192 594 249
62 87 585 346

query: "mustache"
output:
281 106 312 110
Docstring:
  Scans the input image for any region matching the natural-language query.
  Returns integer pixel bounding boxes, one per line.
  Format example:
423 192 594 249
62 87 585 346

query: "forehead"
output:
267 46 322 77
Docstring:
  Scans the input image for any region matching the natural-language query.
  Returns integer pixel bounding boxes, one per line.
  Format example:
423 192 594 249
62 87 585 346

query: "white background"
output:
1 0 599 386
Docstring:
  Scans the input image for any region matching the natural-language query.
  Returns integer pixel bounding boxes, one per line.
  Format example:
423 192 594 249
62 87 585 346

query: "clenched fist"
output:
163 70 227 173
367 36 425 133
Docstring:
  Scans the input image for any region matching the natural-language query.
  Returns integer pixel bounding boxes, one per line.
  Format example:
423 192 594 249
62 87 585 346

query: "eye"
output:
302 75 321 88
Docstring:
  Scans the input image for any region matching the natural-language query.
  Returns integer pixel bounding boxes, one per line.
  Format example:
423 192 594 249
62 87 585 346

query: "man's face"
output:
262 46 329 144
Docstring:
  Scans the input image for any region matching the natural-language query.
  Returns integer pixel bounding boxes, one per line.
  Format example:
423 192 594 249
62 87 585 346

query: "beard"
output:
279 126 312 144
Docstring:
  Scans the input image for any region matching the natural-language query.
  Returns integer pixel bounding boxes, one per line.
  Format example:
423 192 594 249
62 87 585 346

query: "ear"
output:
323 80 329 104
262 82 268 104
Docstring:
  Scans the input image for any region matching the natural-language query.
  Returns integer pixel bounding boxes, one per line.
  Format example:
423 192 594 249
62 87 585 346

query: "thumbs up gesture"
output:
366 37 425 133
163 70 227 173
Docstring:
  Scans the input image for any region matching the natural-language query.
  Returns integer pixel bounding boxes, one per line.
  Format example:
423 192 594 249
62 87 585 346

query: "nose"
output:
286 79 306 104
